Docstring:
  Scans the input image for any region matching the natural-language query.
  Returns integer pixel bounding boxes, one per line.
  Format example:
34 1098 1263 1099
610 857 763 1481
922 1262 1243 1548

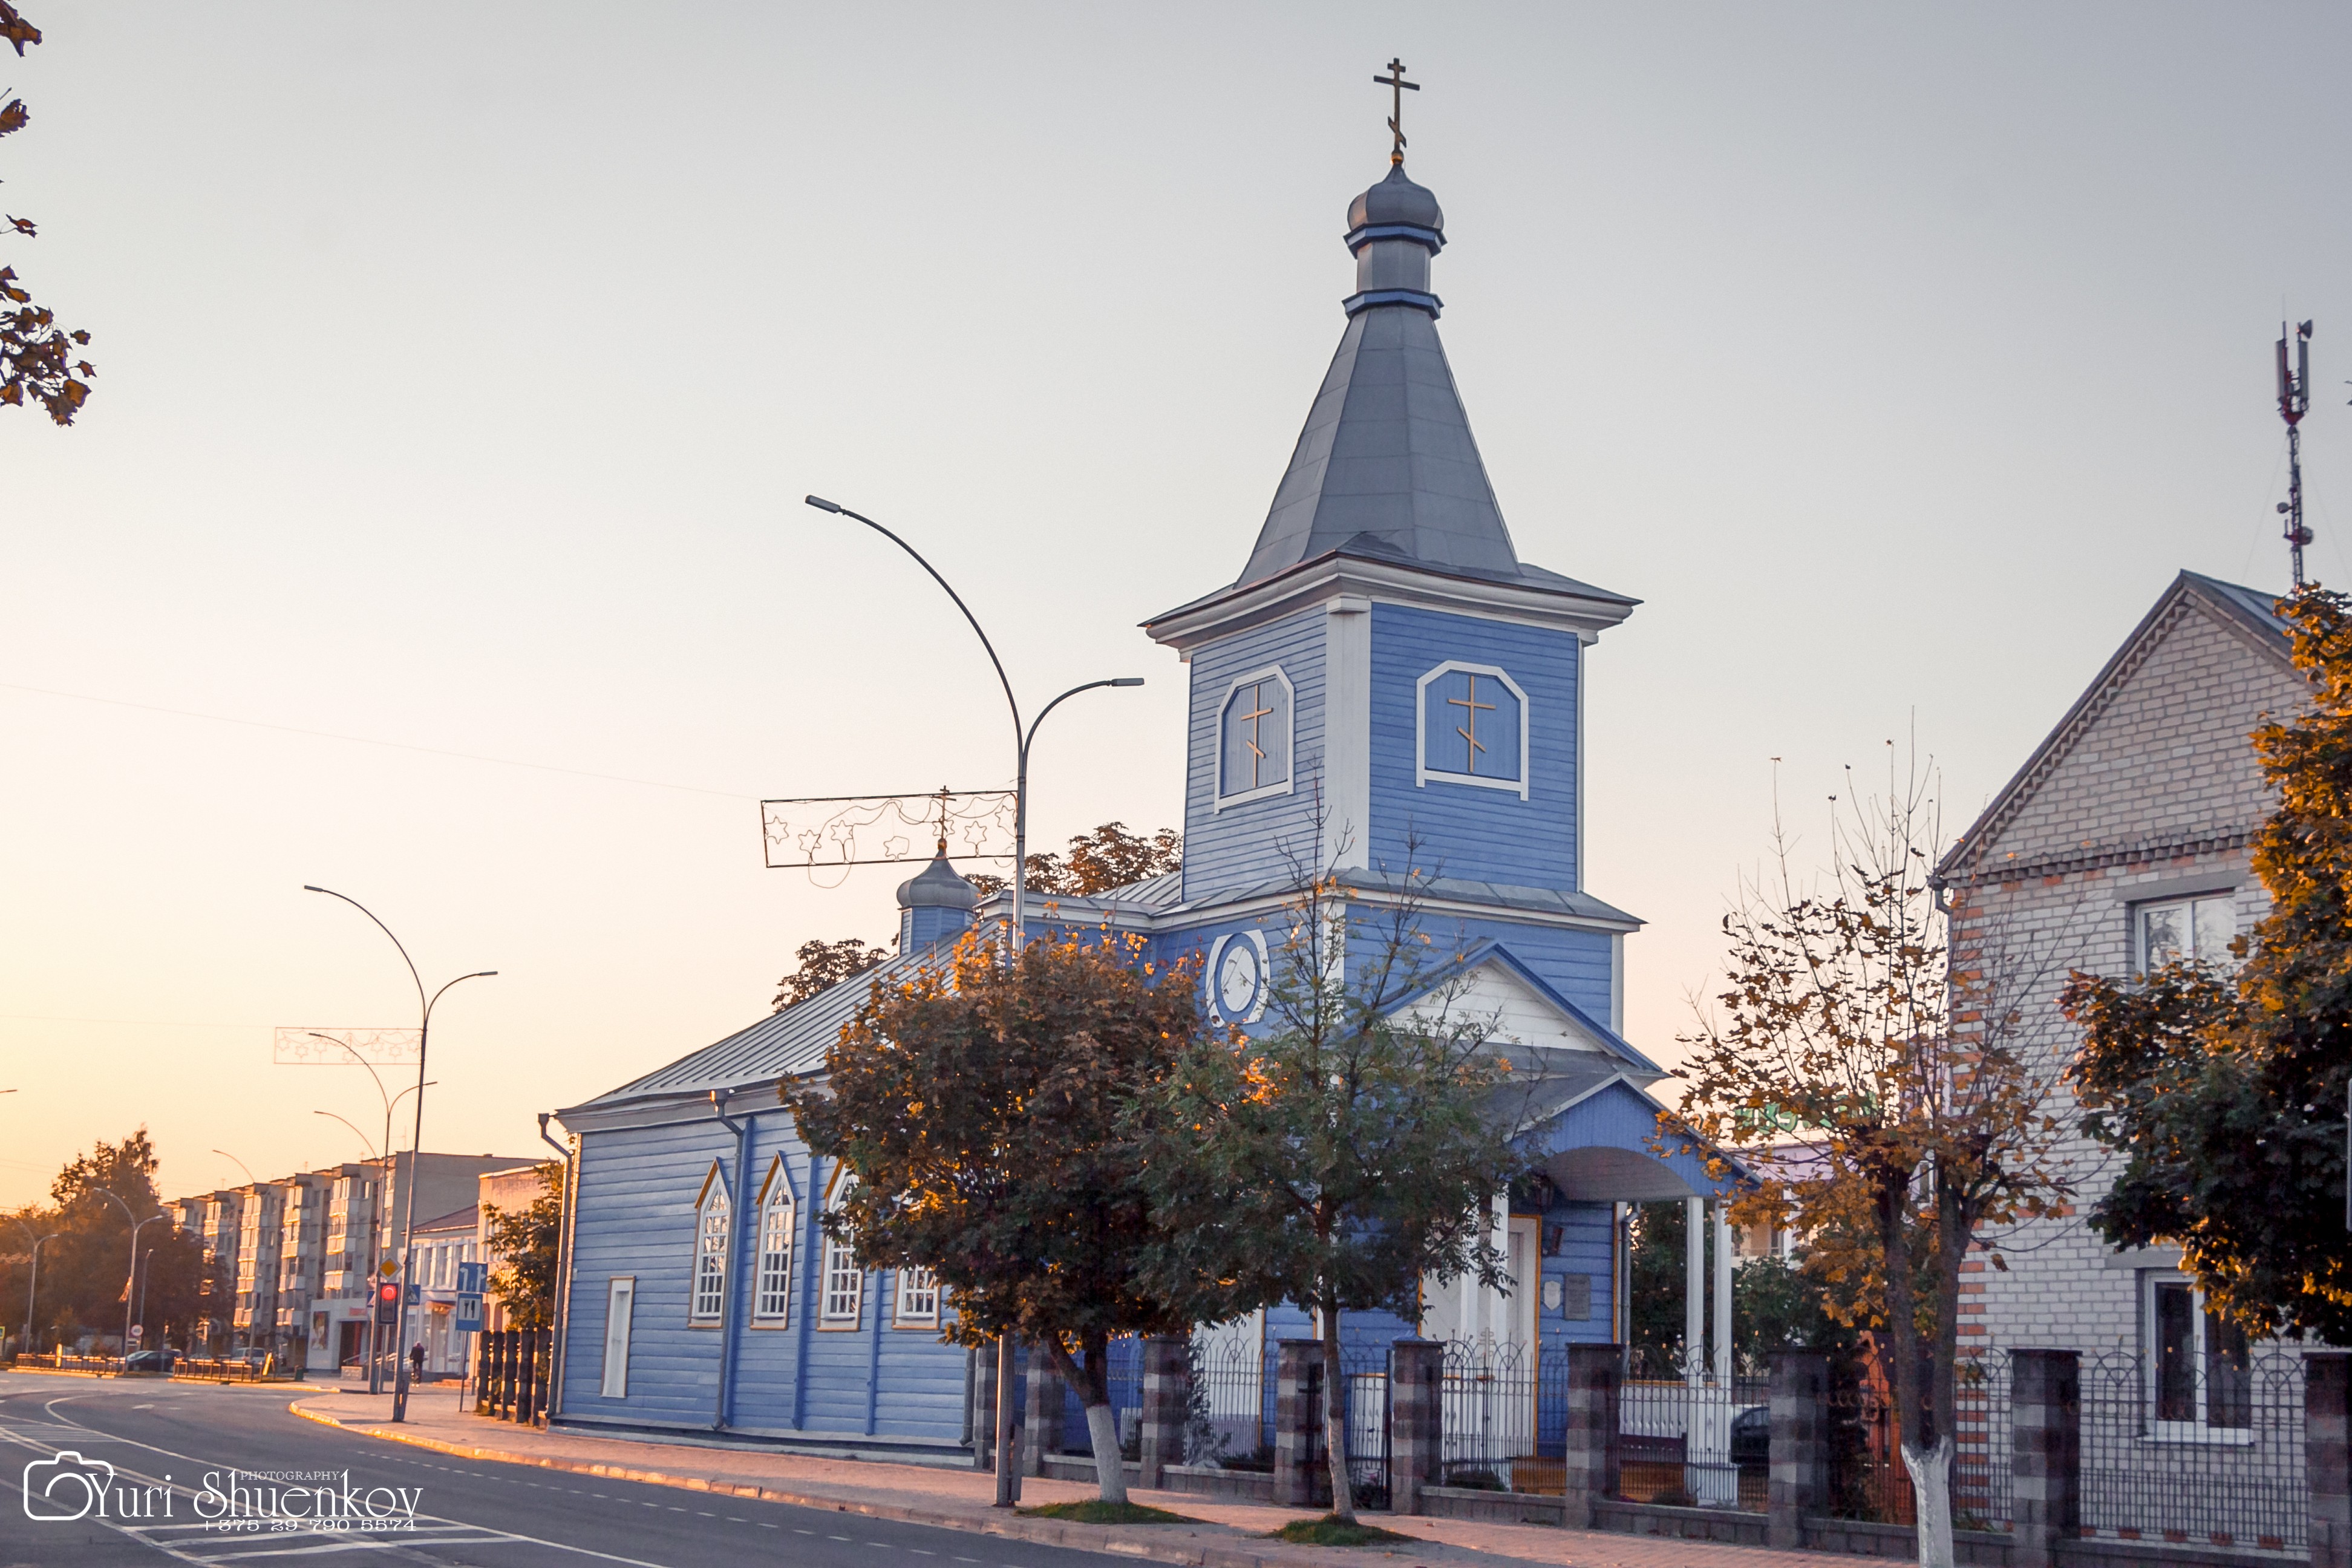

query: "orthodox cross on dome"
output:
1373 56 1419 166
1449 675 1495 773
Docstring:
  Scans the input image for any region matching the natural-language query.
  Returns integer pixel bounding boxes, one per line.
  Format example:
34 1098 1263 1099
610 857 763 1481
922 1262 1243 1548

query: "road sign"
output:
454 1294 482 1333
404 1283 420 1306
456 1261 488 1294
378 1259 400 1278
127 1325 143 1342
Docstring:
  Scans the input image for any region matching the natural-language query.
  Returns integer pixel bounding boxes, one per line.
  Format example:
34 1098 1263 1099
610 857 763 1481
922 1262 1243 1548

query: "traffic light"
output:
374 1280 400 1327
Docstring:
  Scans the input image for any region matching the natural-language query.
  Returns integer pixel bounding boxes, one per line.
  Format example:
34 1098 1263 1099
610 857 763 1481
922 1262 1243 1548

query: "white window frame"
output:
820 1169 864 1328
2143 1272 2255 1444
600 1276 635 1399
894 1267 939 1327
1415 661 1530 799
2135 891 2238 974
754 1157 795 1325
1212 666 1296 811
689 1161 730 1325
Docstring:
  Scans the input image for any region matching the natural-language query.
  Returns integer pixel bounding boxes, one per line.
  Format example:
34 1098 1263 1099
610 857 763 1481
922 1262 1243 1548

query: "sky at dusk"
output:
3 4 2348 1207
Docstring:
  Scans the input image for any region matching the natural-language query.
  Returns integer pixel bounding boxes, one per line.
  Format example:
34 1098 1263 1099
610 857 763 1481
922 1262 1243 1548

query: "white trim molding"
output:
1416 661 1530 800
1212 665 1296 811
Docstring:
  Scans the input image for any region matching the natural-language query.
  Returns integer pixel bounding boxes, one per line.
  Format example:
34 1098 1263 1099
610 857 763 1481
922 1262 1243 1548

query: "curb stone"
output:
287 1400 1432 1568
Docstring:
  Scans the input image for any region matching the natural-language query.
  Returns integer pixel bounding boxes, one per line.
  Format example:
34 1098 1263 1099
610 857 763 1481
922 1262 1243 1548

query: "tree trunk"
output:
1318 1304 1356 1521
1869 1158 1942 1567
1901 1436 1955 1568
1042 1334 1128 1504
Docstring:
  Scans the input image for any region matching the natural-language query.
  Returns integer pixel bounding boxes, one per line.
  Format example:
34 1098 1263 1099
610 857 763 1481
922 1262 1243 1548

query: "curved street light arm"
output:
1022 678 1146 762
303 886 427 1016
805 497 1023 750
313 1110 377 1160
310 1032 393 1120
425 971 498 1025
211 1150 256 1187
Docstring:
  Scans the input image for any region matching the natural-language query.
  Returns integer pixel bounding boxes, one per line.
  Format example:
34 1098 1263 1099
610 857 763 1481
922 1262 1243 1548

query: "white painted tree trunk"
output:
1084 1401 1128 1504
1900 1436 1954 1568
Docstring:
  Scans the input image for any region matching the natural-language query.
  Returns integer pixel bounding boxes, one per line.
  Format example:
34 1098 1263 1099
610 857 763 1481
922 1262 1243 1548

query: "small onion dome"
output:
1345 165 1445 249
896 845 978 912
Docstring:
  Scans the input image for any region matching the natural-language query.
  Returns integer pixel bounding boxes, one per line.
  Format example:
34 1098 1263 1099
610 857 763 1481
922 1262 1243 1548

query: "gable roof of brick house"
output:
1938 571 2299 887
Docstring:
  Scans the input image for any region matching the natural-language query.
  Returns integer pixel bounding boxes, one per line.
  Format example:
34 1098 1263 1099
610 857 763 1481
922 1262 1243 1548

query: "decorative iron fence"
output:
1191 1334 1278 1468
1617 1351 1767 1511
1439 1338 1533 1490
2080 1347 2305 1553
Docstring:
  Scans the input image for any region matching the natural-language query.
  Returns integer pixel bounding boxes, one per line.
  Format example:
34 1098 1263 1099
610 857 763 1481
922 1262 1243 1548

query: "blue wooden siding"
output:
563 1116 970 1440
1183 609 1327 904
1367 604 1579 891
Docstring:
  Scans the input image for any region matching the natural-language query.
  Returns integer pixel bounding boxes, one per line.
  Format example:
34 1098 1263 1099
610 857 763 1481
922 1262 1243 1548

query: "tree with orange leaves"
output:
0 1 94 425
1668 755 2074 1568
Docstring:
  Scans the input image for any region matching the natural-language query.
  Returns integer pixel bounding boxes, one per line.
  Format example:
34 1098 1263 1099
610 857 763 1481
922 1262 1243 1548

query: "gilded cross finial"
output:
1374 56 1419 167
934 786 952 858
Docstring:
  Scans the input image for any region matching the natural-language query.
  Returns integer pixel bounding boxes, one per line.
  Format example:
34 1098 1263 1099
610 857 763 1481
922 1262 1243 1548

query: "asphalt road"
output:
0 1373 1140 1568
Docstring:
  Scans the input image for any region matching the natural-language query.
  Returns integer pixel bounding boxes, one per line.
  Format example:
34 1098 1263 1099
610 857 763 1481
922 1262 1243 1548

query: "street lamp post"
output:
303 886 494 1422
88 1190 163 1364
10 1221 57 1357
310 1032 433 1394
803 494 1143 1508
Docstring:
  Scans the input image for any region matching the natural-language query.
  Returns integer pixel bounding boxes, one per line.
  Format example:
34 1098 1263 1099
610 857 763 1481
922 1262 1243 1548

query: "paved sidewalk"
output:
292 1392 1857 1568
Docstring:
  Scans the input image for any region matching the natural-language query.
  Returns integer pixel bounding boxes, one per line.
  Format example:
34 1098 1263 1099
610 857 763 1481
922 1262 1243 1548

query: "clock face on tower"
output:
1209 932 1267 1022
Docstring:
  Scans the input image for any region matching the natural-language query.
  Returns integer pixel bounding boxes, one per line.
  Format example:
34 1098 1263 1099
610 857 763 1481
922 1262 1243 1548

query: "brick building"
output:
1936 570 2305 1372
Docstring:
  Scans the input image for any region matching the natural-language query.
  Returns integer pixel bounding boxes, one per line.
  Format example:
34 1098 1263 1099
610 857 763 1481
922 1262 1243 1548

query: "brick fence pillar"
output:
972 1342 999 1471
1562 1343 1622 1530
1274 1339 1320 1508
2011 1349 2081 1568
1767 1350 1829 1550
2310 1352 2351 1568
1140 1334 1190 1490
1390 1338 1443 1517
1022 1342 1064 1477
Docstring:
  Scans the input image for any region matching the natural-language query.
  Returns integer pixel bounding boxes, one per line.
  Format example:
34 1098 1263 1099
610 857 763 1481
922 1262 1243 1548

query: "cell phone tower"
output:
2278 319 2314 589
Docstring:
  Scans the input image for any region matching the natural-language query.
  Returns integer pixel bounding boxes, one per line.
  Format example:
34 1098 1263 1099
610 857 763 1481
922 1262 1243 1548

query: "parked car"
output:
123 1348 178 1373
1730 1403 1769 1467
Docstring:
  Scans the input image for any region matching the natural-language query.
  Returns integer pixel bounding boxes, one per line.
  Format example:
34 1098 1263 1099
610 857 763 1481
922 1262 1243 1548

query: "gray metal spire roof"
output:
1235 165 1556 594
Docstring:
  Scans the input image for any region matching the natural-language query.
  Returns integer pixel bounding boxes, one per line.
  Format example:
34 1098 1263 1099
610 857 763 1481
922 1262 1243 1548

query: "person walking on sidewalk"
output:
410 1342 426 1384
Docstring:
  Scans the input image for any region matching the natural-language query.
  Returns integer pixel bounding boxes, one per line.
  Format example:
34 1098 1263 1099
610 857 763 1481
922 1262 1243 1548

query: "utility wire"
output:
0 679 754 800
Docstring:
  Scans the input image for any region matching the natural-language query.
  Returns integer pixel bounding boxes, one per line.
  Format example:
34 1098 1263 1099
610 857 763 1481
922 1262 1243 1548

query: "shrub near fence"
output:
1822 1356 2010 1530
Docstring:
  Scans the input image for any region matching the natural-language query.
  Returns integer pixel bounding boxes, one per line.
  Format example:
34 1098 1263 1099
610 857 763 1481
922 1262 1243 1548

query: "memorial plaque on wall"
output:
1558 1273 1593 1321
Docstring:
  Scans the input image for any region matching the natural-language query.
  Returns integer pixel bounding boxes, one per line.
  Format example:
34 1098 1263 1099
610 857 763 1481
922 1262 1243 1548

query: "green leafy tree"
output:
2063 586 2352 1342
0 1 94 423
774 936 889 1011
1670 760 2073 1568
0 1130 224 1353
482 1163 564 1331
784 929 1214 1504
1135 854 1521 1523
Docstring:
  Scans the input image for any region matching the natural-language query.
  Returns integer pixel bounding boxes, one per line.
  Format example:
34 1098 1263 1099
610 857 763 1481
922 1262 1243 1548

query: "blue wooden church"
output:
548 149 1739 1456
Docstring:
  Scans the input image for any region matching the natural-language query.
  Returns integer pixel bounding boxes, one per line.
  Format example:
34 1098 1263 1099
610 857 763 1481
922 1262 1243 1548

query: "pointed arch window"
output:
689 1162 730 1324
1215 667 1295 809
1416 661 1529 799
754 1158 795 1325
820 1169 863 1328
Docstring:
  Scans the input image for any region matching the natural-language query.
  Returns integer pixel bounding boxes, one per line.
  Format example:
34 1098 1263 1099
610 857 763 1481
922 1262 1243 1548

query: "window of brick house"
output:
2137 893 2236 973
2145 1275 2252 1439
